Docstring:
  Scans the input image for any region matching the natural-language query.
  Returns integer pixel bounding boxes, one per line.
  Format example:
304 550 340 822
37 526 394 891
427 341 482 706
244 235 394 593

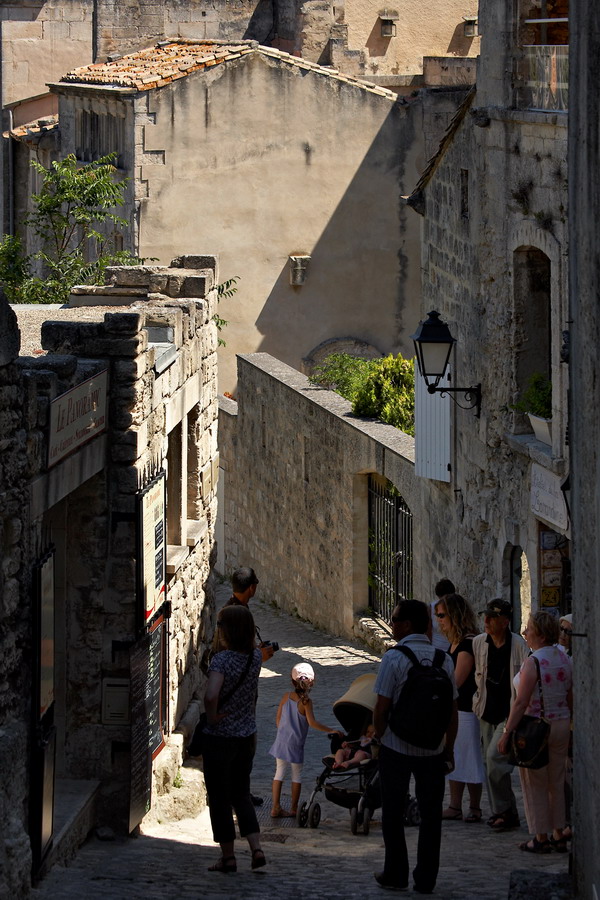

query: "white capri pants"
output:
274 758 303 783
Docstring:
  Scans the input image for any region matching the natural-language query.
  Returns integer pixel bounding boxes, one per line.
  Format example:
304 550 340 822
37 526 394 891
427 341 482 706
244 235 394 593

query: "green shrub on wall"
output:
310 352 415 435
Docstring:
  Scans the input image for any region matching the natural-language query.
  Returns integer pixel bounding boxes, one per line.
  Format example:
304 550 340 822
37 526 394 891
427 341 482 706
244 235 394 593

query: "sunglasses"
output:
559 626 572 635
435 612 447 619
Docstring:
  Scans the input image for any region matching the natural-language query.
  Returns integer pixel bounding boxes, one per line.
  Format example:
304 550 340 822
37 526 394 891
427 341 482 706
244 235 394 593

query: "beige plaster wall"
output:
343 0 480 79
126 53 423 393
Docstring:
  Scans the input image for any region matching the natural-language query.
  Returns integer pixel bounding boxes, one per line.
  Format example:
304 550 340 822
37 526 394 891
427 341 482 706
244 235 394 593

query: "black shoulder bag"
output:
188 651 254 757
507 655 551 769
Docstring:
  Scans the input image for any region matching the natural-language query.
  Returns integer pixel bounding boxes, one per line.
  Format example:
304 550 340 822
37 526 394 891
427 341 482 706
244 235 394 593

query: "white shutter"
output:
415 370 451 481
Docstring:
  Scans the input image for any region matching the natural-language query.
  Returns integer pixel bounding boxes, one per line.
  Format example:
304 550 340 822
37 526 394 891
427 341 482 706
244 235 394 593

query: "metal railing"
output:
368 476 413 625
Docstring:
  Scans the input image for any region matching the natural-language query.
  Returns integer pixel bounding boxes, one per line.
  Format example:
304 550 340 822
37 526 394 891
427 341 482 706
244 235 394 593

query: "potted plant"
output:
513 372 552 444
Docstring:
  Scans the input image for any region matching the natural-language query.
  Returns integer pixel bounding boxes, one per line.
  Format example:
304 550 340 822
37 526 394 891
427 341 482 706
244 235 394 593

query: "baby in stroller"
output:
332 724 377 770
295 673 420 834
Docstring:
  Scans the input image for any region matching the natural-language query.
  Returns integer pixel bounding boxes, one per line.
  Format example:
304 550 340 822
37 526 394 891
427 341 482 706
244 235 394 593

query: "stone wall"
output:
0 301 32 898
568 0 600 894
37 257 219 820
219 353 423 639
0 256 219 892
412 87 569 618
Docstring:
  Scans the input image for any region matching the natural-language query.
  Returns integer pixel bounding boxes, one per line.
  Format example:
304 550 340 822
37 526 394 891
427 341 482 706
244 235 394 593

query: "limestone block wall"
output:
39 259 218 813
1 0 93 106
414 88 568 613
219 353 423 639
568 0 600 893
0 301 33 898
0 256 220 838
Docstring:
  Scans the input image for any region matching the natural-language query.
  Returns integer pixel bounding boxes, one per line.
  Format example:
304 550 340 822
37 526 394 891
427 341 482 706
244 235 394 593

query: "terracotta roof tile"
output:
57 39 398 100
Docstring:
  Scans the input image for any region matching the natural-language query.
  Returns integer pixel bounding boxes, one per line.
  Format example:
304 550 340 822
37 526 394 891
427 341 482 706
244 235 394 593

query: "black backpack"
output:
388 645 454 750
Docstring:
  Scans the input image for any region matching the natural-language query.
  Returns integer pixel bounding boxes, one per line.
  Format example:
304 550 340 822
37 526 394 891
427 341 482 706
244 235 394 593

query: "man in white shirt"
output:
373 600 458 893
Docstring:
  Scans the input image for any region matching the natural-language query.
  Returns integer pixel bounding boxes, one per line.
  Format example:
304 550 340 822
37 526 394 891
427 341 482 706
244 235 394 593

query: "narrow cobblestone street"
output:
33 588 568 899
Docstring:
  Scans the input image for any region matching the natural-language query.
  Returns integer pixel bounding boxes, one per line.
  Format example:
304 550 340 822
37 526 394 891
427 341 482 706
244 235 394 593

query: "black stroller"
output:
296 673 420 834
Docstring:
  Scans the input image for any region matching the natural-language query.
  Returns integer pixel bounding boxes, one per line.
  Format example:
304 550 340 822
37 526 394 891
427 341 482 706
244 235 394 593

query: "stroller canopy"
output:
332 673 377 735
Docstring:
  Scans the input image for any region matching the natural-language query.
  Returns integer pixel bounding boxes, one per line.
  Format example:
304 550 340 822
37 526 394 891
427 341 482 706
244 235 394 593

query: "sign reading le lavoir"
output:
48 371 108 467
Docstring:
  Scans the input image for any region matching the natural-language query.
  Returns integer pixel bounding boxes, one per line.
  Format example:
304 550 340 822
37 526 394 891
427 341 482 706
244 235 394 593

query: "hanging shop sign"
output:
136 471 166 627
530 463 568 532
48 370 108 468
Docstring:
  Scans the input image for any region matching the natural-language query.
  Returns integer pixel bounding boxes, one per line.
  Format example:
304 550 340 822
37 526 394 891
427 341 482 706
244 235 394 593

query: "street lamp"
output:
410 310 482 417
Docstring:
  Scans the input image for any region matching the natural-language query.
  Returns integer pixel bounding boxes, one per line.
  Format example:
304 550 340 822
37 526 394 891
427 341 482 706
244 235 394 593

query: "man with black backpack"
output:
373 599 458 894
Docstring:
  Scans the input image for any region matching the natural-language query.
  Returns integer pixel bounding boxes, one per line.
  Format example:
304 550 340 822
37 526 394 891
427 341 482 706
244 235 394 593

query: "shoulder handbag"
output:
188 650 254 756
507 655 551 769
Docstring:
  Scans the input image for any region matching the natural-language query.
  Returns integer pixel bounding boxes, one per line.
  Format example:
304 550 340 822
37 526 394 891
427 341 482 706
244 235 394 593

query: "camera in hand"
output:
261 640 280 652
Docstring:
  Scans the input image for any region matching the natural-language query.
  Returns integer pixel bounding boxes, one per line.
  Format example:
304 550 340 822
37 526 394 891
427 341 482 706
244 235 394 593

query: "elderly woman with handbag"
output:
202 604 266 873
497 610 572 853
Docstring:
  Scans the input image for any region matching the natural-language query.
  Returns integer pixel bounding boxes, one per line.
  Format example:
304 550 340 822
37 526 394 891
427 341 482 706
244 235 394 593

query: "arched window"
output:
513 247 551 428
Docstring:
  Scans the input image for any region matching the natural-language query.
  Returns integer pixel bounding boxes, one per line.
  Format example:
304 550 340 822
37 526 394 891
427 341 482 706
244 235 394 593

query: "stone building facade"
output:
0 257 219 894
568 0 600 895
41 40 436 394
0 0 479 108
404 0 570 627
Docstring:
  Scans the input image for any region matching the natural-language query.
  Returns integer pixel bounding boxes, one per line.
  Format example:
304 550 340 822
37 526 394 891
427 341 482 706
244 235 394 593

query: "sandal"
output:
464 807 482 823
519 839 552 854
208 855 237 873
550 836 568 852
271 807 295 818
251 848 267 870
442 806 463 820
489 811 520 831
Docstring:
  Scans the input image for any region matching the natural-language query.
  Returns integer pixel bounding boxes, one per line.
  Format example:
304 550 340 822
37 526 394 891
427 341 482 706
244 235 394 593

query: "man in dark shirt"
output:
226 567 274 662
472 600 528 831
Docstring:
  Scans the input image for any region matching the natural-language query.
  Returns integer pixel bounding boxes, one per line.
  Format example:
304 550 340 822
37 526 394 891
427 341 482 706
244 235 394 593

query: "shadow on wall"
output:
365 21 394 59
254 101 419 373
243 0 277 43
446 23 477 57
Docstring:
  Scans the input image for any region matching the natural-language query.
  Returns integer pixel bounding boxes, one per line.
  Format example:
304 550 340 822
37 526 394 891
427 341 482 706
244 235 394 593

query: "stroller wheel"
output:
363 807 371 836
350 806 358 835
308 802 321 829
296 801 309 828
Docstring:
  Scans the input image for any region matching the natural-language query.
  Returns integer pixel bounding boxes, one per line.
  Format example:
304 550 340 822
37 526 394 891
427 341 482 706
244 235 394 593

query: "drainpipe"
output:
7 108 14 235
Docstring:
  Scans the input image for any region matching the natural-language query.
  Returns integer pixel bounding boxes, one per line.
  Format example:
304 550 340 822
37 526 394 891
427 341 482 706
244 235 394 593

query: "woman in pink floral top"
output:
497 610 572 853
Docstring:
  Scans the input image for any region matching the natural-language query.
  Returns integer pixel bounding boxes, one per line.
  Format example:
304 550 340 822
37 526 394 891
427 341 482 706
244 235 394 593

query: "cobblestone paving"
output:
33 587 568 899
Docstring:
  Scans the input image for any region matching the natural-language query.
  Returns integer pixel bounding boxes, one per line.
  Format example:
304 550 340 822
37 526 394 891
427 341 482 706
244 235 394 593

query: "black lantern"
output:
411 310 482 417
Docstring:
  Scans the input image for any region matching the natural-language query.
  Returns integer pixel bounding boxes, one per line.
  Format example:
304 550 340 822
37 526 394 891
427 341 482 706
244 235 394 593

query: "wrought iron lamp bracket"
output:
426 383 482 418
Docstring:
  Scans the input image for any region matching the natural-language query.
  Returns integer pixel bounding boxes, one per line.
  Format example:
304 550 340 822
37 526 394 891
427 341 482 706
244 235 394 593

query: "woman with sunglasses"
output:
434 593 485 822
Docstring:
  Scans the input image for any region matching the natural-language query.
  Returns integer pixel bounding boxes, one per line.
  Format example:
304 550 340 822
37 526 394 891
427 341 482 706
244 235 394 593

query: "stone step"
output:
37 778 100 880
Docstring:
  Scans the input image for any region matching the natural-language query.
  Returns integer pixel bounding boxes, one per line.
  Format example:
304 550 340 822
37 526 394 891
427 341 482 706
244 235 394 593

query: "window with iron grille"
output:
368 475 413 625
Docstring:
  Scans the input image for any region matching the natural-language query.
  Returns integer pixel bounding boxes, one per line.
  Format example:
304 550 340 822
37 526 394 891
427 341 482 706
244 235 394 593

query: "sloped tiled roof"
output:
57 40 397 99
5 114 58 143
405 87 476 215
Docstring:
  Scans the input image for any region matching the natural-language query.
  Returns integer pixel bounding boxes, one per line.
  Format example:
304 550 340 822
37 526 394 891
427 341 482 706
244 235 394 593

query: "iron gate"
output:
368 476 413 623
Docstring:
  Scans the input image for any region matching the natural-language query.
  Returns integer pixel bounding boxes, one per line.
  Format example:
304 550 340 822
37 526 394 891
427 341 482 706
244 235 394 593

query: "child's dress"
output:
269 697 309 763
